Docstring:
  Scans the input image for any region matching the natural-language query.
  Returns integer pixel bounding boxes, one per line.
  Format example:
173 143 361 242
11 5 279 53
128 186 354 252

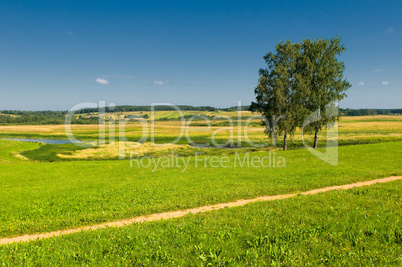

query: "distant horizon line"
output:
1 105 401 113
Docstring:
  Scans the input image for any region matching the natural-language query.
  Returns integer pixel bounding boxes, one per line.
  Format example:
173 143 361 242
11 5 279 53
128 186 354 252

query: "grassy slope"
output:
21 142 274 162
21 143 89 162
0 180 400 266
0 140 40 163
0 141 401 237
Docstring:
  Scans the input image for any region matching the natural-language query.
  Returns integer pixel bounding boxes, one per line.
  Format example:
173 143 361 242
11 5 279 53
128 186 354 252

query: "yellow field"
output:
0 114 401 147
57 142 200 160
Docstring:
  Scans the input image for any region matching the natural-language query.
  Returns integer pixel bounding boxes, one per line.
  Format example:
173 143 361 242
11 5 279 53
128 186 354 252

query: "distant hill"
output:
0 106 401 125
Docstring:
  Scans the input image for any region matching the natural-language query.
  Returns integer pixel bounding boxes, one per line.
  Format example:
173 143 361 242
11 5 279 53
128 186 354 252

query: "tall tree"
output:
299 36 351 148
250 40 301 150
251 36 350 150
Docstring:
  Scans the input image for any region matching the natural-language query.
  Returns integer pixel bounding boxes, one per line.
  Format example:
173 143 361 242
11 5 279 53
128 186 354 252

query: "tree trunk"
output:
272 127 277 148
283 131 287 151
313 128 319 149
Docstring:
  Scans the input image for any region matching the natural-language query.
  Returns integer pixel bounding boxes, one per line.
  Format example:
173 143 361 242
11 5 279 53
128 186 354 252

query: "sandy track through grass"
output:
1 176 401 245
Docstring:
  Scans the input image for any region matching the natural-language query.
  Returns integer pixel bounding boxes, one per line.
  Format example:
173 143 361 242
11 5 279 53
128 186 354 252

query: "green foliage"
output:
73 105 220 114
340 108 402 116
252 36 351 149
299 36 351 136
0 110 66 116
0 113 99 125
251 40 303 150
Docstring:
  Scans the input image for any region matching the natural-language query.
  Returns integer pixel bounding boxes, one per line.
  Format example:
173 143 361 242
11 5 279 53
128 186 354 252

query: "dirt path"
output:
1 176 401 245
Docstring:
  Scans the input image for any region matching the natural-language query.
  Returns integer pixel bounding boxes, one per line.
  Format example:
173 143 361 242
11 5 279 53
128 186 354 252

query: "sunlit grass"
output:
1 179 400 265
0 140 401 238
0 115 401 265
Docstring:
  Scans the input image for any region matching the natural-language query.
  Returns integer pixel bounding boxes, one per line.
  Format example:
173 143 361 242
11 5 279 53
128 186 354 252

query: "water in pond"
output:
1 138 81 144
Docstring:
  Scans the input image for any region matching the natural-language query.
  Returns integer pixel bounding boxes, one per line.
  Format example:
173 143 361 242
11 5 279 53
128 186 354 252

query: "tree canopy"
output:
251 40 302 150
251 36 351 150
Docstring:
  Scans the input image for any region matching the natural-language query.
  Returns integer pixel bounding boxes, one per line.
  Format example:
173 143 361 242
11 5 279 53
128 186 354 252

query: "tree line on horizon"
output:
1 105 400 117
0 107 401 126
0 105 249 116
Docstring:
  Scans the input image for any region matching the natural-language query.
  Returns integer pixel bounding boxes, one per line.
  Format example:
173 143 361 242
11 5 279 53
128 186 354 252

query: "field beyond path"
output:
1 176 400 246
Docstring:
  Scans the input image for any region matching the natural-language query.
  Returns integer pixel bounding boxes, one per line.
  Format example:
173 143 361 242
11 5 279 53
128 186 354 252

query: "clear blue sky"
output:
0 0 401 110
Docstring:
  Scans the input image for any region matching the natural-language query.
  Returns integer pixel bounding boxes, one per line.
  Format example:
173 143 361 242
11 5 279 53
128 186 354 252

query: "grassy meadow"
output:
0 113 401 265
0 113 401 148
0 140 401 238
0 179 400 265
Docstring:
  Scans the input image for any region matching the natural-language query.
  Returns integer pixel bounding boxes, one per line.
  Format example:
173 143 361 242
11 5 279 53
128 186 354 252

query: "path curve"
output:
1 176 401 245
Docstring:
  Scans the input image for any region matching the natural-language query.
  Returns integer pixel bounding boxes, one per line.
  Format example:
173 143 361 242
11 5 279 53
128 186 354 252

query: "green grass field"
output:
0 140 401 238
0 179 400 265
0 115 401 265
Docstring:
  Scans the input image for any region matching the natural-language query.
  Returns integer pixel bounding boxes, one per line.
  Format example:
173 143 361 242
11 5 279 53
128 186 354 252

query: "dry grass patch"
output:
58 142 200 160
11 153 30 161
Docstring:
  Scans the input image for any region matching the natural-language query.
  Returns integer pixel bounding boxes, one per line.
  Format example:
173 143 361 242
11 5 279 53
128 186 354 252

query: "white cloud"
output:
381 81 389 85
95 78 109 85
153 81 166 85
385 27 394 33
372 69 385 73
358 82 365 86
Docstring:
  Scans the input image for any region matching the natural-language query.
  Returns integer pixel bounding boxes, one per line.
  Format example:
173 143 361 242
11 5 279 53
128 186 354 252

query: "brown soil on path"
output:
1 176 401 245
